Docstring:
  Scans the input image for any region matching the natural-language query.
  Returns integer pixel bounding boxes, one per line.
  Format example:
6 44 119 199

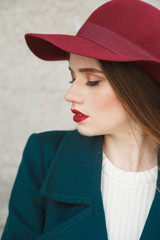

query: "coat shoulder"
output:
36 129 76 147
34 129 78 173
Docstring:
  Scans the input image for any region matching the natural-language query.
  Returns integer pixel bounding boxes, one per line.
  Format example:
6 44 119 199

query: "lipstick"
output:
71 109 89 123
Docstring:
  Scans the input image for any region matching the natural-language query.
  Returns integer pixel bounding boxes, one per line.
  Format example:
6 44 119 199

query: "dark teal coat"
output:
2 130 160 240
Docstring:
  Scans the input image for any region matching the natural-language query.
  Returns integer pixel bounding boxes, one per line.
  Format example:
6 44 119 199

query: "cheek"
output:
93 90 120 111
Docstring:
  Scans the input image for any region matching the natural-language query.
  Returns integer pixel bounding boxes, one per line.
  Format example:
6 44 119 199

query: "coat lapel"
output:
140 149 160 240
39 130 108 240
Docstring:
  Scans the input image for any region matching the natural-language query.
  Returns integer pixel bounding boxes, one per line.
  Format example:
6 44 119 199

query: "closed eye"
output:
69 78 75 84
86 81 100 86
69 79 100 87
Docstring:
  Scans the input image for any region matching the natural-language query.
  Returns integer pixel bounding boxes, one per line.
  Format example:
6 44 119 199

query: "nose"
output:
64 81 83 104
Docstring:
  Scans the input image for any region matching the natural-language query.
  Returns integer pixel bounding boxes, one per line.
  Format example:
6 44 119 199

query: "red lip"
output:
71 109 89 123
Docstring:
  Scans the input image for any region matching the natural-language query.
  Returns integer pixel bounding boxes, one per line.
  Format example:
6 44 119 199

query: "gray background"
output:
0 0 160 236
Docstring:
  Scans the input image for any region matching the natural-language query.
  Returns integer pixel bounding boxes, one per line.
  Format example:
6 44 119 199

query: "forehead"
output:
69 53 102 70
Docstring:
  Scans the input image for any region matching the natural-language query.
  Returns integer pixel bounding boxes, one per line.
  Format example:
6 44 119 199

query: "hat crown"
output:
77 0 160 60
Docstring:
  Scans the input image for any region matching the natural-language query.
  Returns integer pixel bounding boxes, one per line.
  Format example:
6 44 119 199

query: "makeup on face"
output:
71 109 89 123
65 53 129 137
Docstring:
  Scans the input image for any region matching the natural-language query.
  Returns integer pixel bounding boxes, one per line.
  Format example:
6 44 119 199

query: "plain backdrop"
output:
0 0 160 236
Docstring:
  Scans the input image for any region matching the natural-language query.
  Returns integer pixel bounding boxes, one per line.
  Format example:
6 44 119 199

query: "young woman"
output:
2 0 160 239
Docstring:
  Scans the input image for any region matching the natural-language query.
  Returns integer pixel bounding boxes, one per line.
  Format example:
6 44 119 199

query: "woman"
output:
2 0 160 239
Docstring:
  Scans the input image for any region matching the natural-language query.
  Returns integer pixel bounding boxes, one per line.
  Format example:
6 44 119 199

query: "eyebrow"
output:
68 67 104 73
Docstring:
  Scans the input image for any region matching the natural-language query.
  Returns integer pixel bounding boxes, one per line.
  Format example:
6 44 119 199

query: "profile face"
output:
64 53 131 137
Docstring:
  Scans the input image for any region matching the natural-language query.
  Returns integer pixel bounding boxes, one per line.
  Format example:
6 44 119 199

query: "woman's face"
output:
64 53 130 137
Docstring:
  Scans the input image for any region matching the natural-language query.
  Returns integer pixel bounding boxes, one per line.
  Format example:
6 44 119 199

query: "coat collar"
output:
39 130 108 240
40 130 104 205
40 130 160 204
140 148 160 240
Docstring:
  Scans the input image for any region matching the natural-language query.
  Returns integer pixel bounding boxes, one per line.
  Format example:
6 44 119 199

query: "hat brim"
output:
25 33 160 83
25 33 149 62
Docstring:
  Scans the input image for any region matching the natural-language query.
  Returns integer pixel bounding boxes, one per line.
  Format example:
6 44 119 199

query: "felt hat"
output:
25 0 160 83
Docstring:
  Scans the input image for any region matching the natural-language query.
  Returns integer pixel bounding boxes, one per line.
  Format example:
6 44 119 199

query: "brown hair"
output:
99 61 160 147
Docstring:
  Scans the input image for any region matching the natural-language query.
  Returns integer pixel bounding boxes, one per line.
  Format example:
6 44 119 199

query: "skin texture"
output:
64 53 157 172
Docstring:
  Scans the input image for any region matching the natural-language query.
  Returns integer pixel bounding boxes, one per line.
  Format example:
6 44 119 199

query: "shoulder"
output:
26 129 77 149
36 129 76 149
23 129 78 175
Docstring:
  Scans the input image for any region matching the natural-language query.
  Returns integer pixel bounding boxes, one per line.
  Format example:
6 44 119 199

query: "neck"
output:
103 128 158 172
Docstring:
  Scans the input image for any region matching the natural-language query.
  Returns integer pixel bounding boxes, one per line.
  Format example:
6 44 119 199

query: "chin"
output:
77 126 102 137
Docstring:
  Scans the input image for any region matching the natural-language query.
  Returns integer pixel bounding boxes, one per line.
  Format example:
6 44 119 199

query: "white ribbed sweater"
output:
101 153 158 240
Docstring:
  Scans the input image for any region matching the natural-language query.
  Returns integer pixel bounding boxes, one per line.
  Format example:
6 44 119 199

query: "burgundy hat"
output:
25 0 160 84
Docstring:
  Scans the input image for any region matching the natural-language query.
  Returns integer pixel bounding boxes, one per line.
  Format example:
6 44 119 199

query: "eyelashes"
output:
69 79 75 84
86 81 100 86
69 79 100 87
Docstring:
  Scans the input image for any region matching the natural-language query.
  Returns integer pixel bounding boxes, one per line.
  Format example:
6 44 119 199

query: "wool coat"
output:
2 130 160 240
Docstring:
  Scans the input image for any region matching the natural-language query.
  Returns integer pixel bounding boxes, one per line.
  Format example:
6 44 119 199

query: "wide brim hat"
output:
25 0 160 84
